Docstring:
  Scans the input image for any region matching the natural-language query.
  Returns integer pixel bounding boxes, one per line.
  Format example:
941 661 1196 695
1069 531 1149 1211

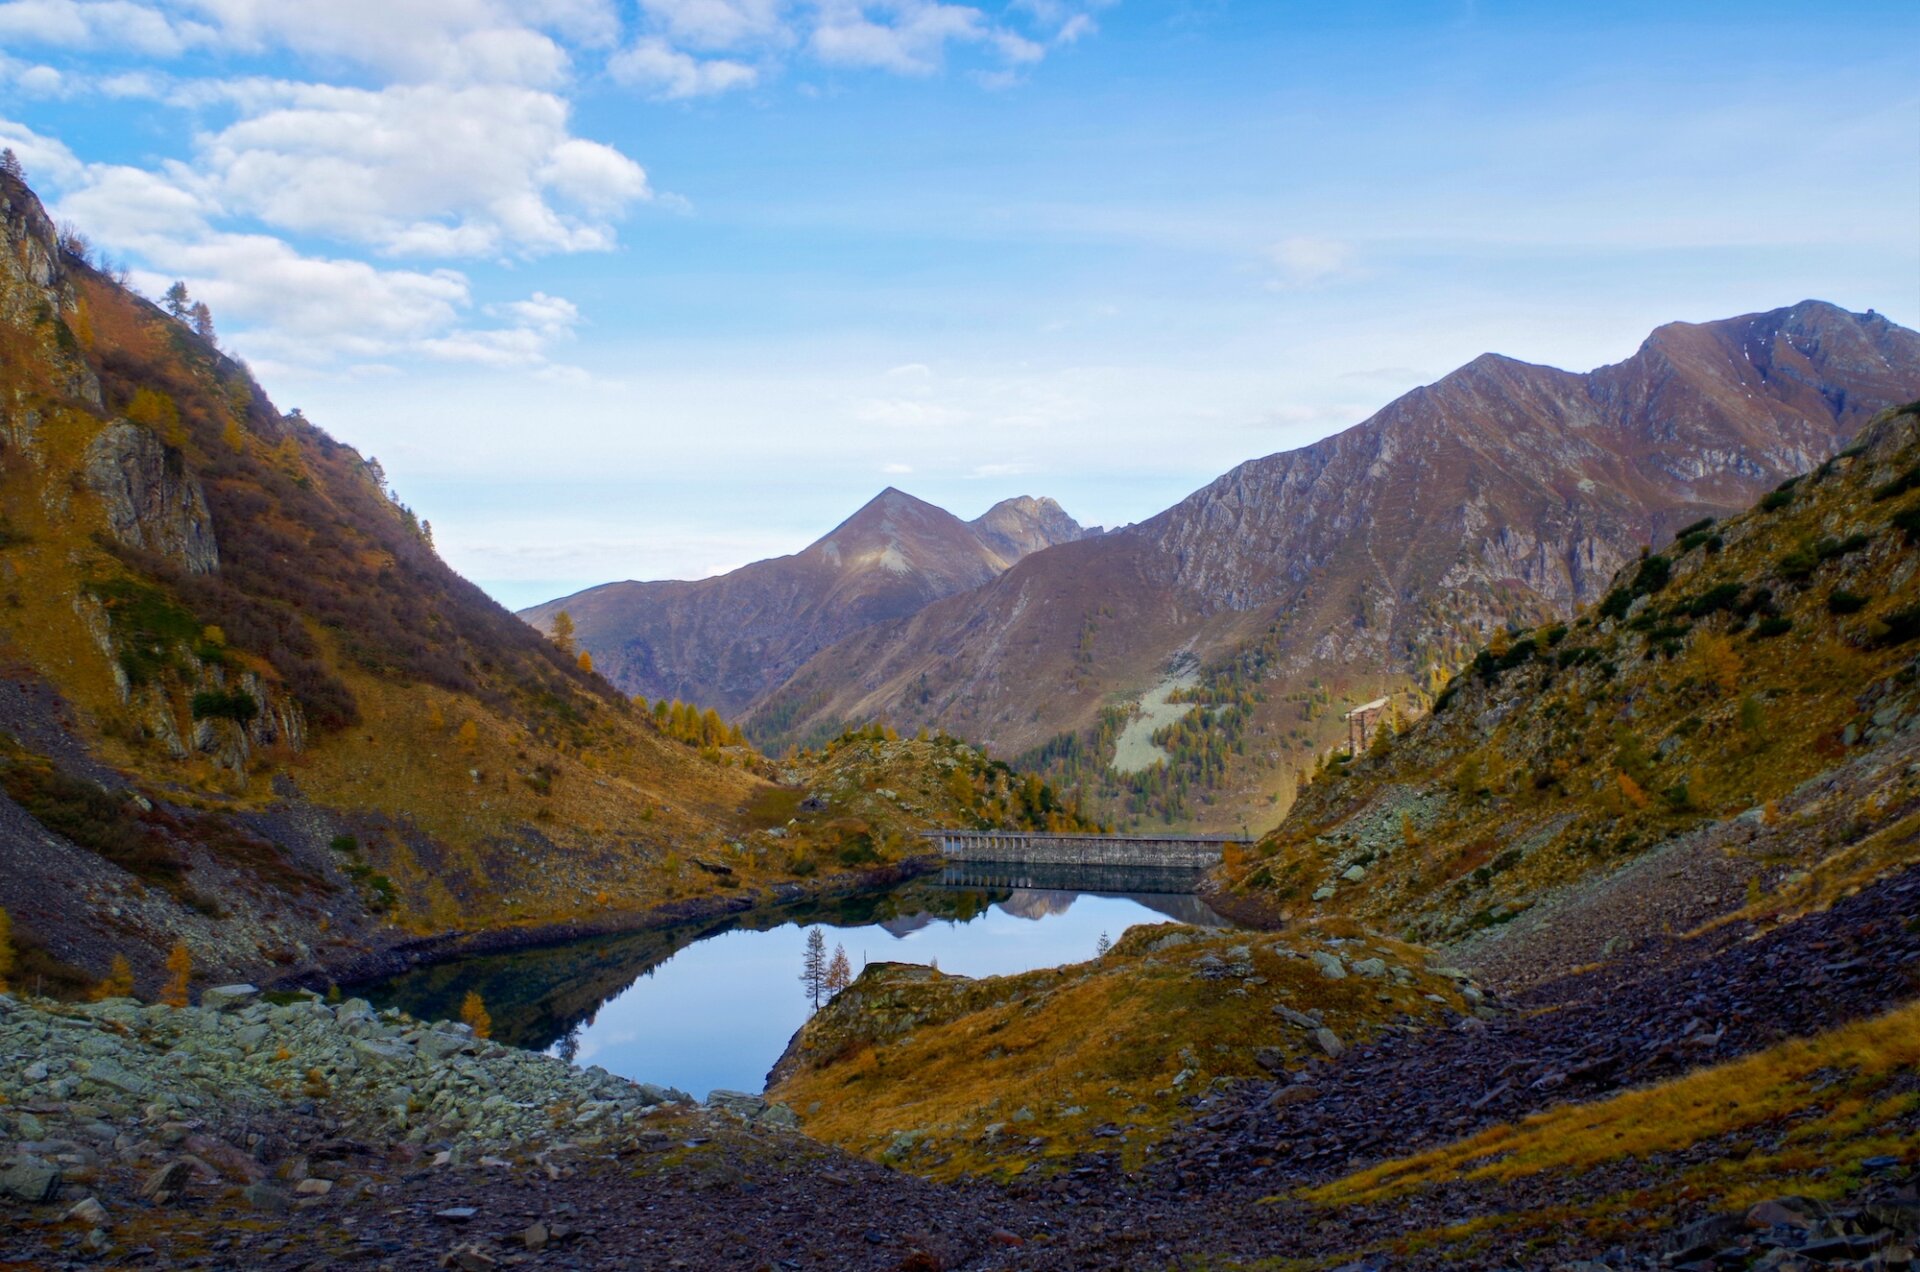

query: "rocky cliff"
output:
521 489 1089 720
750 304 1920 833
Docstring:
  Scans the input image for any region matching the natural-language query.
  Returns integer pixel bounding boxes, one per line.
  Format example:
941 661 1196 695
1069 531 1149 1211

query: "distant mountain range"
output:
521 491 1093 716
738 302 1919 831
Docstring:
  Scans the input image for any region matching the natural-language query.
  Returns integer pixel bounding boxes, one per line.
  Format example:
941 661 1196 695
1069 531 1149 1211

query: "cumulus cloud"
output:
609 37 759 99
170 81 650 257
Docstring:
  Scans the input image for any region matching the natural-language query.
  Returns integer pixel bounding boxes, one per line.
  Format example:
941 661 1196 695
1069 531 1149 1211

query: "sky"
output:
1 1 1915 610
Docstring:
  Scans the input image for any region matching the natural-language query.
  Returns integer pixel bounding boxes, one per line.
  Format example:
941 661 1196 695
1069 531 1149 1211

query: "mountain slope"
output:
1212 399 1920 981
749 304 1920 833
0 169 786 991
521 489 1088 717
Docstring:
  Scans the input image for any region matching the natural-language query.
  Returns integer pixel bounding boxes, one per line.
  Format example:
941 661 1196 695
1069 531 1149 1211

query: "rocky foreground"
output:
3 863 1919 1271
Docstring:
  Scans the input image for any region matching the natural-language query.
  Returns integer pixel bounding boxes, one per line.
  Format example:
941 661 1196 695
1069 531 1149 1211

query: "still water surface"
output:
357 864 1237 1100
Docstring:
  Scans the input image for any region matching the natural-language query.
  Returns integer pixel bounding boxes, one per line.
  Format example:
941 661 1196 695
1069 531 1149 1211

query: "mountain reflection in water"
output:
353 868 1239 1100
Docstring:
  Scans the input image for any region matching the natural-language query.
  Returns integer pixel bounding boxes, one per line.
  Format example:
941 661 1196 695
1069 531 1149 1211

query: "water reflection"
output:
354 869 1237 1100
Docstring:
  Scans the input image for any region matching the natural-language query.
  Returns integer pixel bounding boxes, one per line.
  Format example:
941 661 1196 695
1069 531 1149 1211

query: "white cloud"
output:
0 0 208 55
637 0 789 50
609 36 759 99
810 0 990 75
177 80 649 257
881 461 913 474
1266 235 1357 288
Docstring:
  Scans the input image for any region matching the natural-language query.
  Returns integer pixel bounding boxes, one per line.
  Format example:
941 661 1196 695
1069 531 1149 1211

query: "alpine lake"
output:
353 863 1241 1101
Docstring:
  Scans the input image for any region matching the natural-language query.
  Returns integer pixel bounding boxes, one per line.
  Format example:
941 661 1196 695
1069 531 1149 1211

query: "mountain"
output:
748 303 1920 832
520 489 1089 717
0 169 787 992
1213 398 1920 981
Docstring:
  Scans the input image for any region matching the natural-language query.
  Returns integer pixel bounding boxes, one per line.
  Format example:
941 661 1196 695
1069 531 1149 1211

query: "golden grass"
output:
771 927 1469 1181
1307 998 1920 1207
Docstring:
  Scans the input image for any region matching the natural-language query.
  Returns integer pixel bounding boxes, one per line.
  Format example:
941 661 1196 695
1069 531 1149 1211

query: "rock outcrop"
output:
83 422 219 574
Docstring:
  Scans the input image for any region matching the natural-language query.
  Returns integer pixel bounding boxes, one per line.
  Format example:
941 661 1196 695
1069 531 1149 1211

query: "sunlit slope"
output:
1216 400 1920 973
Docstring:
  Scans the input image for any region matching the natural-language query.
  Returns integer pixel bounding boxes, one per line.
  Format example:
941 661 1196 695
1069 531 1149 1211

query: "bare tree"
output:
799 928 828 1009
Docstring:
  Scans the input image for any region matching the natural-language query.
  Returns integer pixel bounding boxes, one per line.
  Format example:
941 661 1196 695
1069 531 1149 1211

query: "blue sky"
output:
2 1 1915 609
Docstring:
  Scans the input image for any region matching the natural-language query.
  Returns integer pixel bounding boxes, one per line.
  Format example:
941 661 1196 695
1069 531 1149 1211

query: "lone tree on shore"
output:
825 943 853 998
800 928 828 1009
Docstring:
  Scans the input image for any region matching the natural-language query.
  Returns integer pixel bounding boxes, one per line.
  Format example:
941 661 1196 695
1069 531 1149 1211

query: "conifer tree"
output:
0 148 23 181
460 989 492 1039
94 953 134 1001
188 300 216 346
577 649 594 674
799 928 828 1008
163 280 191 320
162 940 192 1007
825 943 853 997
550 611 576 656
1096 931 1111 957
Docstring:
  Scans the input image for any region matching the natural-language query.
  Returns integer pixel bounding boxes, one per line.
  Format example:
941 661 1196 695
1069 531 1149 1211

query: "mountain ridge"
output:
520 486 1090 716
748 302 1920 831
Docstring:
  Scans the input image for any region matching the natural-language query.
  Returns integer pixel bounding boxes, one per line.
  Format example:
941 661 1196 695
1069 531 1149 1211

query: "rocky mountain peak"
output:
969 495 1092 562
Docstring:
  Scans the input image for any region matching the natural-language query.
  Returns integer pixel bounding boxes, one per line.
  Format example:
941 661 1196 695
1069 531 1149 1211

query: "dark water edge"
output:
349 865 1241 1096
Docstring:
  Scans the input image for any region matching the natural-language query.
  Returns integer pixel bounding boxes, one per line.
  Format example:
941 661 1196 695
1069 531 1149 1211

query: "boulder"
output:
0 1161 62 1203
201 985 261 1012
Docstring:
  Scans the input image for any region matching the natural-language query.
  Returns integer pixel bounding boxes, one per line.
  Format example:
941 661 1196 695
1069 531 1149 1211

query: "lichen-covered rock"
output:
83 421 219 574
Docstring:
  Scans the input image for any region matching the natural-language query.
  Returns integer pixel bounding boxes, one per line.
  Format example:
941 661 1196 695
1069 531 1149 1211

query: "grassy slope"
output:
1214 402 1920 946
1274 996 1920 1268
767 922 1475 1181
1 177 1090 988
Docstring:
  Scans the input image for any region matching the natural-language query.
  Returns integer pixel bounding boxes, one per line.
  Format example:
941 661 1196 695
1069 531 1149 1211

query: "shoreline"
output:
273 853 950 992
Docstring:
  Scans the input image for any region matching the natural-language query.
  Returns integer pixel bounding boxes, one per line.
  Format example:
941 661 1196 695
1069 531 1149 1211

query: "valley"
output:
4 149 1920 1272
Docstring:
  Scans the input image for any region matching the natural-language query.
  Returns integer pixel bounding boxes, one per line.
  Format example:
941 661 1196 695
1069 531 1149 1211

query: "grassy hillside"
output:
1213 400 1920 959
766 923 1477 1181
0 172 1107 996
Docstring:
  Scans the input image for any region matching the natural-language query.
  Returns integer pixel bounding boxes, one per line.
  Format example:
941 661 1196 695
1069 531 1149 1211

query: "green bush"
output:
189 689 259 723
1753 616 1794 639
1873 604 1920 646
1828 590 1869 616
1686 583 1744 618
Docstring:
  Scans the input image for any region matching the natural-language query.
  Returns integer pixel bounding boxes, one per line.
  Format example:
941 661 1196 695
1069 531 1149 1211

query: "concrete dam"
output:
921 830 1250 871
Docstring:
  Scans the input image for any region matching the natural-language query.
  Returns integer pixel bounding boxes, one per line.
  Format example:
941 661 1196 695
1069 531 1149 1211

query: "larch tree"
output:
460 989 493 1039
824 943 853 997
0 148 23 180
1096 931 1112 957
163 280 192 320
188 300 216 346
456 719 479 749
800 928 828 1009
577 649 594 674
94 953 134 1001
162 940 193 1007
550 611 576 656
